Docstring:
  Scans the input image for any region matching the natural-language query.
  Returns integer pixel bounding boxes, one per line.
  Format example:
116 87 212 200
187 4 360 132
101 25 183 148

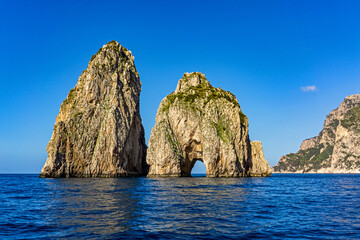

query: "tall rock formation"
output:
146 72 271 177
250 141 272 177
40 41 147 177
273 94 360 173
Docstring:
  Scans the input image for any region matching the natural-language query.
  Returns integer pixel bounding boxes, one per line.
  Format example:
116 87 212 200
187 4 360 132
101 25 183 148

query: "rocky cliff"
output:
146 72 271 177
40 41 147 177
273 94 360 173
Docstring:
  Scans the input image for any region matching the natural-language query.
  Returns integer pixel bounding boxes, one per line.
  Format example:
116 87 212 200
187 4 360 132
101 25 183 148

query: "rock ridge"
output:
273 94 360 173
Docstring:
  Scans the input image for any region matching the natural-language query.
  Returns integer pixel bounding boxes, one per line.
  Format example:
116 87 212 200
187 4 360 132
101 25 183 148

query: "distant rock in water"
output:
40 41 147 177
273 94 360 173
250 141 272 176
146 72 271 177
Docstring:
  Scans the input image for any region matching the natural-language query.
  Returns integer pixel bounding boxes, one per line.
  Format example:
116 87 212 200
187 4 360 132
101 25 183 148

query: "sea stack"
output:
146 72 271 177
40 41 147 177
273 94 360 173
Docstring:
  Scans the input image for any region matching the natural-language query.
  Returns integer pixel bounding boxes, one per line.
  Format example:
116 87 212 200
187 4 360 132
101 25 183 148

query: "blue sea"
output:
1 174 360 239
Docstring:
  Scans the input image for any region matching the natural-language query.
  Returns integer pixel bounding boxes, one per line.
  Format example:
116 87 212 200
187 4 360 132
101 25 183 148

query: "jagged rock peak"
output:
146 72 271 177
273 93 360 173
175 72 211 93
89 40 135 66
40 40 147 177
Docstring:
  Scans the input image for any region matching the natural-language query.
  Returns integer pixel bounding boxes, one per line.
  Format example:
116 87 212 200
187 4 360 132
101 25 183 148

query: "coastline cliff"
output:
273 94 360 173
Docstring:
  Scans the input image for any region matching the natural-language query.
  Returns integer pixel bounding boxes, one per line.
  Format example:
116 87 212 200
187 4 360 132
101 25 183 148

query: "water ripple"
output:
0 174 360 239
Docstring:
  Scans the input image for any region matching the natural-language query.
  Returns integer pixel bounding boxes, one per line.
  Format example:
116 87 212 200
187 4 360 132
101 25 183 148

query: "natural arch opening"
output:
190 159 206 177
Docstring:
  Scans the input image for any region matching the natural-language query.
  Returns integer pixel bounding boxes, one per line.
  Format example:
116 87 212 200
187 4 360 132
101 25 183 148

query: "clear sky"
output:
1 0 360 173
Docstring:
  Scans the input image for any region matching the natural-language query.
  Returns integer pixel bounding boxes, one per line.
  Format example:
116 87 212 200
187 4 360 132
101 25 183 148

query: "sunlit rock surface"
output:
274 94 360 173
40 41 147 177
146 72 271 177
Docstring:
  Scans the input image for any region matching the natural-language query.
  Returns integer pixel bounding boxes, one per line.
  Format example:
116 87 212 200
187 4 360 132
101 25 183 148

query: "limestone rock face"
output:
250 141 272 177
273 94 360 173
40 41 147 177
146 72 271 177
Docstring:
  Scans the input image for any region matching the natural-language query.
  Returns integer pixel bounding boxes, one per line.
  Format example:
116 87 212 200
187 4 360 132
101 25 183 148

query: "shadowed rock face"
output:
273 94 360 173
146 72 271 177
40 41 147 177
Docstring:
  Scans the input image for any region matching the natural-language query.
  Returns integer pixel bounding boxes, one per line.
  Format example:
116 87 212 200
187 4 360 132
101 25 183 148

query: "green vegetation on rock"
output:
212 119 232 143
341 107 360 130
275 143 334 172
309 144 333 169
62 88 76 105
90 40 128 63
146 72 271 177
166 131 183 162
90 48 102 62
161 76 242 114
41 40 147 178
239 111 248 126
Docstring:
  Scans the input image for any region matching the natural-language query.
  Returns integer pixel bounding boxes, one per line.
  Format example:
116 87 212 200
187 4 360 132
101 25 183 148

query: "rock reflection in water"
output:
3 174 360 239
44 178 142 238
44 177 252 238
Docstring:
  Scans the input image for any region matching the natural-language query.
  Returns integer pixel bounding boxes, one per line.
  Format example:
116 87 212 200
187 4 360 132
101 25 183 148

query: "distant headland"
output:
273 94 360 173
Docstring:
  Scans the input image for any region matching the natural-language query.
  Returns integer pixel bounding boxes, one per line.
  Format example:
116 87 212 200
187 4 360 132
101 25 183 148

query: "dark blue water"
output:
1 174 360 239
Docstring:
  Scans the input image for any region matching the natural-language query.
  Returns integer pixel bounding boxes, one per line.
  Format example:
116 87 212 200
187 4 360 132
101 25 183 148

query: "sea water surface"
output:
1 174 360 239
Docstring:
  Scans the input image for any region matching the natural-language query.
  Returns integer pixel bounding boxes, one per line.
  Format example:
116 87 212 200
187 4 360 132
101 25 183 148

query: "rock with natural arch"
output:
146 72 271 177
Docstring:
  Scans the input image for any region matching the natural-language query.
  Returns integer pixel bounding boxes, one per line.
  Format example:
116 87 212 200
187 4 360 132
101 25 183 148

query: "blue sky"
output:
1 0 360 173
